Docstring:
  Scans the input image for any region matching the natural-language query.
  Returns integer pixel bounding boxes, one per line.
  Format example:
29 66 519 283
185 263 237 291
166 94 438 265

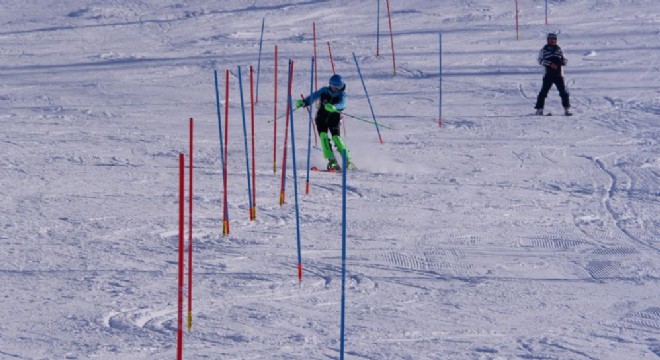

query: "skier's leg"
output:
327 113 348 158
315 110 335 161
555 77 571 109
327 113 354 168
319 132 335 160
331 135 350 160
534 76 553 109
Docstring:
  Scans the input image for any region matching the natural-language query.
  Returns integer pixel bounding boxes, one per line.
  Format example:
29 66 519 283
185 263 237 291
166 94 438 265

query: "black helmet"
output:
547 33 558 40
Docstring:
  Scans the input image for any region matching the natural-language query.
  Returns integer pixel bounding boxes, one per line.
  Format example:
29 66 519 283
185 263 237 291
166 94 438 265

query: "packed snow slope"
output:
1 0 659 359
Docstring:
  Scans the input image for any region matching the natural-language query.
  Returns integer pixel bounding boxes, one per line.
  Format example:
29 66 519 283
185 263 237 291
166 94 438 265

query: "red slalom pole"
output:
187 118 193 331
327 41 336 74
177 153 184 360
273 45 278 174
385 0 397 75
249 66 257 220
223 70 230 236
313 22 318 92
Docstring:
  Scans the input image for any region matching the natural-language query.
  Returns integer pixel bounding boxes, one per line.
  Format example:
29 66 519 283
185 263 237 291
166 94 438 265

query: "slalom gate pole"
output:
188 118 193 331
238 66 254 219
214 71 226 170
273 45 278 173
223 70 231 235
288 92 303 282
305 57 314 195
250 66 257 220
177 153 184 360
545 0 548 25
376 0 380 57
313 22 318 92
339 148 348 360
256 17 265 103
385 0 396 75
515 0 520 40
352 52 383 143
327 41 336 74
279 60 294 206
214 70 229 236
438 33 443 127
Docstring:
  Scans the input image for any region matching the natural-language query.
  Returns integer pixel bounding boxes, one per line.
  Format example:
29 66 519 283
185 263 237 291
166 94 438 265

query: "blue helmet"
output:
328 74 345 92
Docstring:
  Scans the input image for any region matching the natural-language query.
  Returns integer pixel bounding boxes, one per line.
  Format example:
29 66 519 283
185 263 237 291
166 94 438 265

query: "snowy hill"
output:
1 0 659 358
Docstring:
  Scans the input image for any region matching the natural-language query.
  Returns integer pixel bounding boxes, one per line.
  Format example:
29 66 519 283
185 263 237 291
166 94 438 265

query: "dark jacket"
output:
302 86 347 111
537 44 567 77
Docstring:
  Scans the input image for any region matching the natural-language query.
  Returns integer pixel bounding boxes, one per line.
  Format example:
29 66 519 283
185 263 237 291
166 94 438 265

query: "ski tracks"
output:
589 155 660 253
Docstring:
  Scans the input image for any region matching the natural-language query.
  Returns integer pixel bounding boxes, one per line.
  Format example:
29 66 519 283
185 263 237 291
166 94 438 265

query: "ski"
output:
311 164 358 173
311 166 341 173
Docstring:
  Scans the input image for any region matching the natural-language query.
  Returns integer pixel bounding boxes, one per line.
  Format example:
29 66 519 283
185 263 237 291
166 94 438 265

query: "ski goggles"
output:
329 84 343 92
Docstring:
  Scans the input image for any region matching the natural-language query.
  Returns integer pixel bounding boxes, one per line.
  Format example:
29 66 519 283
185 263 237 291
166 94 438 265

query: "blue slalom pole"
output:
352 52 383 144
289 92 303 282
238 66 254 220
339 148 348 360
305 57 314 195
214 70 226 170
376 0 380 56
256 18 265 103
438 33 443 127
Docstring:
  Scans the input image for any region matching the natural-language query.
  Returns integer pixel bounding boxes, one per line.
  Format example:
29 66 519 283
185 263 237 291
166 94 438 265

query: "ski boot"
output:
535 108 544 116
327 159 341 171
564 107 573 116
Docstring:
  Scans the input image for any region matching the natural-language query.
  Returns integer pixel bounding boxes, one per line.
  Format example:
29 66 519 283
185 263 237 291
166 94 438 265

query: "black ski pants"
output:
535 75 570 109
315 108 341 136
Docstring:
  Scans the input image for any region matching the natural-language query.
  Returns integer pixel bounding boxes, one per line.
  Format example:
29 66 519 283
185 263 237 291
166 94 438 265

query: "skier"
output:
295 74 355 171
534 33 572 116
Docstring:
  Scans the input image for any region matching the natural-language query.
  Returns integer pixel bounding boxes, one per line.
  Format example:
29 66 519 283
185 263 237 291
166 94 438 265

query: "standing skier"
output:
295 74 355 171
534 33 572 116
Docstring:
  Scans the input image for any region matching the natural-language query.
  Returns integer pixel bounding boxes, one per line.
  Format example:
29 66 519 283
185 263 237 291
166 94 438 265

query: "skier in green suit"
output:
295 74 355 171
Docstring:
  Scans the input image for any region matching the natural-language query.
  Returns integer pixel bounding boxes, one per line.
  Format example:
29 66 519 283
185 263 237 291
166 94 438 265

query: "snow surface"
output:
1 0 659 359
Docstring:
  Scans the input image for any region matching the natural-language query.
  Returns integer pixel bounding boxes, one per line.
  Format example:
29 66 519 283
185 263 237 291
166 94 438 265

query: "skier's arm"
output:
538 48 551 66
302 88 324 107
333 92 347 111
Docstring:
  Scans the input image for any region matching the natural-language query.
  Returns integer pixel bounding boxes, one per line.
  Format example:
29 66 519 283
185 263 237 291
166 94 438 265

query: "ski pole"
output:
342 112 394 130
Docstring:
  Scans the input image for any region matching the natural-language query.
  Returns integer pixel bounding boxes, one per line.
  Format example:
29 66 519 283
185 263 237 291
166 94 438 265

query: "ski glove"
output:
324 103 338 113
294 99 306 109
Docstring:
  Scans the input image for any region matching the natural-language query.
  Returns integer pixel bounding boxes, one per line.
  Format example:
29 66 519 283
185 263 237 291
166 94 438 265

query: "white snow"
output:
1 0 659 359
